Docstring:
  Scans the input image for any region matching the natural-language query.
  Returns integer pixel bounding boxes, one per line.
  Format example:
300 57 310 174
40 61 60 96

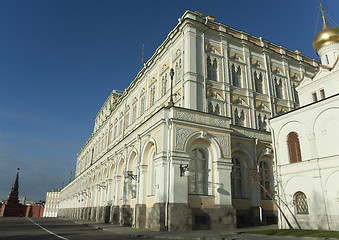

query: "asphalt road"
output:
0 217 153 240
0 217 330 240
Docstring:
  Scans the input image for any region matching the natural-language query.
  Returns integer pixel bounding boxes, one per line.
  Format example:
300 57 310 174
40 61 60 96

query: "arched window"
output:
214 104 220 115
119 115 123 135
132 103 137 122
177 58 182 83
239 110 245 127
207 57 218 81
287 132 302 163
212 59 218 81
189 148 207 195
125 111 130 129
231 158 243 199
294 191 309 215
161 74 167 97
208 102 213 114
232 64 242 87
293 86 299 104
234 108 240 126
113 120 117 139
258 114 267 131
207 56 212 80
275 78 283 99
150 85 155 107
140 95 145 115
259 161 271 200
254 71 263 93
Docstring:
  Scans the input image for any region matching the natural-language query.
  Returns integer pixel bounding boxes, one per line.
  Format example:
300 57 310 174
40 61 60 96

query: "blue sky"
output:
0 0 338 201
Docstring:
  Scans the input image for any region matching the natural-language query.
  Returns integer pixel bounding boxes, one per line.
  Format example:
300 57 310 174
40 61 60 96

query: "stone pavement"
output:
70 219 335 240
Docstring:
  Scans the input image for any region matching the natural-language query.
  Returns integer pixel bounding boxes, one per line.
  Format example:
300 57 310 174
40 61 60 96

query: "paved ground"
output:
0 217 162 240
0 217 336 240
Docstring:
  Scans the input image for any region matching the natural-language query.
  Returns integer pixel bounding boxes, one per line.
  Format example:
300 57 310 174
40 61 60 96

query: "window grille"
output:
294 191 309 215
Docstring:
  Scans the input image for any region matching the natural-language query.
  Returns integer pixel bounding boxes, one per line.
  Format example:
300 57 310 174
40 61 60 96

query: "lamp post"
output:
168 68 175 108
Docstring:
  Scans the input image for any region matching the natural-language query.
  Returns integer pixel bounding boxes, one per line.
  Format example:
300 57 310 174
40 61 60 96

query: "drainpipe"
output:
165 116 172 230
254 138 262 225
134 134 142 227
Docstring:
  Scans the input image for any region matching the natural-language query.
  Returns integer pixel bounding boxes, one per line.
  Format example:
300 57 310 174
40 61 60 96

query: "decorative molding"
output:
214 134 230 157
210 117 227 128
176 111 196 122
176 127 195 150
233 128 271 142
199 116 207 124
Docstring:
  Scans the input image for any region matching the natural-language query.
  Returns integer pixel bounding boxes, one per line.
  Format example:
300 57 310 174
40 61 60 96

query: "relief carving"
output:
199 116 207 124
214 134 230 157
176 127 195 150
176 111 196 122
210 118 227 128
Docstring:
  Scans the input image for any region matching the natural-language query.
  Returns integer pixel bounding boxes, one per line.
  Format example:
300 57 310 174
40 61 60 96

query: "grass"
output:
243 229 339 238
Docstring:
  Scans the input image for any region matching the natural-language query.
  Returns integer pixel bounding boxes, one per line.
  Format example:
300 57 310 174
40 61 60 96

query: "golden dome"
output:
313 25 339 52
312 6 339 52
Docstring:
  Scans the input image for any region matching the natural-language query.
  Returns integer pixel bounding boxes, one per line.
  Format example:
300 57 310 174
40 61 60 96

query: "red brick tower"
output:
0 168 26 217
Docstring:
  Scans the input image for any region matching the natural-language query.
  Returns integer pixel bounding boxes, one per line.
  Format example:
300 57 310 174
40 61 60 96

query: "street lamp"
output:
168 68 175 108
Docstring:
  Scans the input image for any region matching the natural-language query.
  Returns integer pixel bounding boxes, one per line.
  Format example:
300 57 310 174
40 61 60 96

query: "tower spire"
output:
12 168 19 188
318 2 329 29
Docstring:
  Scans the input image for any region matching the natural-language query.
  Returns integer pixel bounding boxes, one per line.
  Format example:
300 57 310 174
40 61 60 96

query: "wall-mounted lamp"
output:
168 68 175 108
126 171 138 180
180 164 189 177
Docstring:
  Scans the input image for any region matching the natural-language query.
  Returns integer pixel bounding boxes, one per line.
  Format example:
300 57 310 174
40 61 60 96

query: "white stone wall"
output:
270 70 339 230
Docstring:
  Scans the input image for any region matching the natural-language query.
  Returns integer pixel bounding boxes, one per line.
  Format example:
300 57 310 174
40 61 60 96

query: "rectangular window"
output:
320 89 325 99
312 92 318 102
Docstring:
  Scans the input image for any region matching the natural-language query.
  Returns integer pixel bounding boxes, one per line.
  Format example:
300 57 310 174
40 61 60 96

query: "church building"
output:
58 10 318 230
269 6 339 230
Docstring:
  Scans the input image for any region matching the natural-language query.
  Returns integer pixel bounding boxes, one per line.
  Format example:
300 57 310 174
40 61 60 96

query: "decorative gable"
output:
161 64 168 72
229 53 244 62
233 96 248 106
272 66 284 76
252 60 265 69
256 102 270 112
207 90 224 101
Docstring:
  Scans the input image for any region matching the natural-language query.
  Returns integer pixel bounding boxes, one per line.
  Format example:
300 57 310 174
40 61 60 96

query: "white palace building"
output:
57 10 319 230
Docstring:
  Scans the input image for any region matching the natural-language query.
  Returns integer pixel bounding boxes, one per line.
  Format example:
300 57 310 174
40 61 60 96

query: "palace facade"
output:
58 10 318 230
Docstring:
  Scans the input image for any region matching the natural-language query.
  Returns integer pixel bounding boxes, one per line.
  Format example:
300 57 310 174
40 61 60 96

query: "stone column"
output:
110 175 121 225
183 24 198 110
262 49 275 117
104 178 113 223
211 158 236 229
166 154 193 231
135 165 147 228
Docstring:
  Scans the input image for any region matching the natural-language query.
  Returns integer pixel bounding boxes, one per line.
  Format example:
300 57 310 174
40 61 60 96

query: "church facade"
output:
58 10 318 230
269 9 339 231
